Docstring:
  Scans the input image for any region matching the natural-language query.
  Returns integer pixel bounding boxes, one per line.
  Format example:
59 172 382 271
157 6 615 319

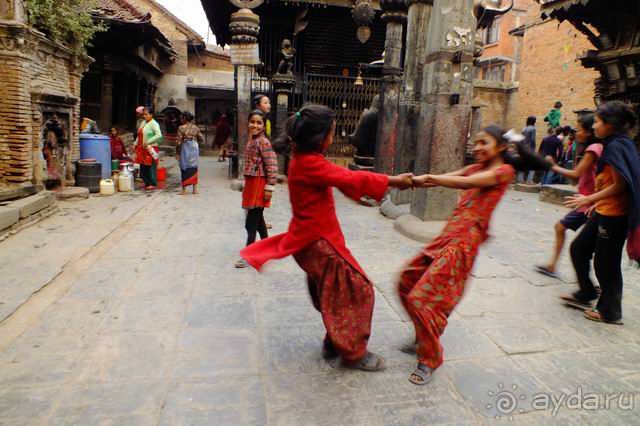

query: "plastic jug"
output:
118 172 133 192
100 179 116 195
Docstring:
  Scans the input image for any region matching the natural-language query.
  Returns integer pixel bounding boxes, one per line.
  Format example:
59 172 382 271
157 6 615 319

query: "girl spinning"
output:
240 104 413 371
400 126 549 385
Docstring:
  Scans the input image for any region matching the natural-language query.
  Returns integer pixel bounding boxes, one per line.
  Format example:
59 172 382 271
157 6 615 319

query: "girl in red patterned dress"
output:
235 110 278 269
240 104 413 371
400 125 549 385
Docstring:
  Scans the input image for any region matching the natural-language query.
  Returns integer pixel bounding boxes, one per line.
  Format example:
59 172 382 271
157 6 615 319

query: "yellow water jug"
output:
100 179 116 196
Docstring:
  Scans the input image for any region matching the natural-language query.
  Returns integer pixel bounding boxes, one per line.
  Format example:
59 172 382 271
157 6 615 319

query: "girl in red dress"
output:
240 104 413 371
235 110 278 269
400 125 549 385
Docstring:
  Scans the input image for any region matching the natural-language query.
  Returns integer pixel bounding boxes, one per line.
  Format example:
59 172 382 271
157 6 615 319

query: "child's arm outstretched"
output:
412 166 509 190
547 150 597 180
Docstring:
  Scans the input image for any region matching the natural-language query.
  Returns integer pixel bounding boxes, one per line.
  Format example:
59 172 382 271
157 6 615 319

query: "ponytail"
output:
482 125 551 173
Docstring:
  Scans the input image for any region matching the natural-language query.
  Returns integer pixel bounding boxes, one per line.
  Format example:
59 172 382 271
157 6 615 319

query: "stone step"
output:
0 206 19 231
7 191 56 219
539 184 577 206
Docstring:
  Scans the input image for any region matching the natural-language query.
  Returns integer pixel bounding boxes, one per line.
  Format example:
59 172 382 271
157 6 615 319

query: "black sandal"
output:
409 363 434 385
559 293 593 310
343 352 386 372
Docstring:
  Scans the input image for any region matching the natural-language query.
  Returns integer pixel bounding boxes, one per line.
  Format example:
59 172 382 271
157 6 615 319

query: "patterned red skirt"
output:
242 176 271 209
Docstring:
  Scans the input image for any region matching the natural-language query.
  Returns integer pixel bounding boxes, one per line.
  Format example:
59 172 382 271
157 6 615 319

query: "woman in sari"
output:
135 107 162 190
176 111 203 195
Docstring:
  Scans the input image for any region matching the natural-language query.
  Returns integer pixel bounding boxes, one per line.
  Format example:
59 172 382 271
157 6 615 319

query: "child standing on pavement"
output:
240 104 413 371
536 115 603 279
235 110 278 269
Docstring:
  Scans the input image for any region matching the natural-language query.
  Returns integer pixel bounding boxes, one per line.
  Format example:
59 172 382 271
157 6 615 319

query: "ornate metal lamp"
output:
352 0 376 44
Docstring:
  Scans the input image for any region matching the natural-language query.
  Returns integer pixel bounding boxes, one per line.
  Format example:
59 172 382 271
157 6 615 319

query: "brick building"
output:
0 0 90 191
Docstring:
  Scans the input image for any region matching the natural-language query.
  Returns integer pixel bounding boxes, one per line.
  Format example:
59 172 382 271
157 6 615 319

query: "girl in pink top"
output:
536 114 603 278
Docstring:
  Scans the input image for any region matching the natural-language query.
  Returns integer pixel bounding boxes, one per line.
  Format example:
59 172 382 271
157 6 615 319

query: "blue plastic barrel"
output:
79 134 111 179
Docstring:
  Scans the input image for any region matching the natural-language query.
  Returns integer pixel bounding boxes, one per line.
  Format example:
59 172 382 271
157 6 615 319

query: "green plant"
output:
24 0 105 56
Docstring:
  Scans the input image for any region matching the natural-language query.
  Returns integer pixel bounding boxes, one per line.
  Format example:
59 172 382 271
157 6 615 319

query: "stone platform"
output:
539 184 578 206
0 191 58 241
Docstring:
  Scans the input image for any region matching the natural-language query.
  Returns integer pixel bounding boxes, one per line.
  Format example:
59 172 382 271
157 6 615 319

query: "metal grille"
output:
305 73 381 157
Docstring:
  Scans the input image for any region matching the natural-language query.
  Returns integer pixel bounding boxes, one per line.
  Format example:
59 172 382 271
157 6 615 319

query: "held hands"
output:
389 173 414 190
411 174 438 188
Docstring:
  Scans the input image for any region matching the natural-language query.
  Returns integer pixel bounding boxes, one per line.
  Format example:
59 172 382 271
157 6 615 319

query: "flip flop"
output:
409 363 434 386
535 265 560 279
343 352 386 372
559 293 593 310
235 259 249 269
584 309 624 325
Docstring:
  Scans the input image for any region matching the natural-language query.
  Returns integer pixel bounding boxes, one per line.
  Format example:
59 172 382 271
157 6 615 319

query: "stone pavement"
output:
0 157 639 425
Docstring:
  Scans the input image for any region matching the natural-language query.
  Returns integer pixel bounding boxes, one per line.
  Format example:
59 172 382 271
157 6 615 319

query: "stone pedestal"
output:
272 73 295 175
390 0 434 205
410 0 476 221
374 0 407 176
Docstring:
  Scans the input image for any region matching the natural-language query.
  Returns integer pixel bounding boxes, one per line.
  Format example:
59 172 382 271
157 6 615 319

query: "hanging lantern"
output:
352 0 375 44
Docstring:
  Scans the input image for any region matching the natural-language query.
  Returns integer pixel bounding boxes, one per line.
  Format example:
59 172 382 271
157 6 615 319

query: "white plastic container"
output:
117 172 133 192
100 179 116 196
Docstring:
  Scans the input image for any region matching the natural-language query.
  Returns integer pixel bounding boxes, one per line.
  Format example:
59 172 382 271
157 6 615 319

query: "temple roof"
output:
538 0 591 18
93 0 150 23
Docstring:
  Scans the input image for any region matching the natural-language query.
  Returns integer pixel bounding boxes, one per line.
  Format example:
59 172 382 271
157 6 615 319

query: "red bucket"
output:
157 167 167 181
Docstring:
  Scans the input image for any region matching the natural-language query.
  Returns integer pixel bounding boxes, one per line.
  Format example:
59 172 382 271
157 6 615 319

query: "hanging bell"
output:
356 26 371 44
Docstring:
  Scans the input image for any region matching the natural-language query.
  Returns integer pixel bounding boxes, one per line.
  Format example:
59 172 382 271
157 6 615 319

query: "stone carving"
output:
348 95 380 158
446 27 472 48
276 39 295 75
0 0 14 19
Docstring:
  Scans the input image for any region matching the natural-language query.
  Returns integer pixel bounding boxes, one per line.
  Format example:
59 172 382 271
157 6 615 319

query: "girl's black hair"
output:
273 104 336 154
577 113 599 147
596 101 638 134
181 111 194 122
144 106 154 115
482 125 551 172
253 94 269 109
526 116 536 126
248 109 265 122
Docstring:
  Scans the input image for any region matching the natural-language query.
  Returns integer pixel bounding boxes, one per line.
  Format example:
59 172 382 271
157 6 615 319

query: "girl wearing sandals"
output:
401 126 551 385
235 110 278 269
535 114 603 279
561 101 640 325
240 104 413 371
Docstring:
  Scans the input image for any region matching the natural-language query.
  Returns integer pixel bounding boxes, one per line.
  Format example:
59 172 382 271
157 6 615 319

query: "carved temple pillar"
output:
229 5 261 178
374 0 407 175
272 74 295 174
410 0 476 221
390 0 434 204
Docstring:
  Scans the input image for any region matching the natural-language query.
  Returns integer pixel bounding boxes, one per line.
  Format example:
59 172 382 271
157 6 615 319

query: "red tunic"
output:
241 151 389 277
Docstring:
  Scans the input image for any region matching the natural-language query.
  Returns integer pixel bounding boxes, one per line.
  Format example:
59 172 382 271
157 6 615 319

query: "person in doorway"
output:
235 110 278 268
240 104 414 371
135 107 162 190
561 101 640 325
544 101 563 129
400 126 550 385
538 127 564 185
253 94 272 139
109 127 130 161
177 111 203 195
213 114 232 162
535 114 603 279
518 116 537 183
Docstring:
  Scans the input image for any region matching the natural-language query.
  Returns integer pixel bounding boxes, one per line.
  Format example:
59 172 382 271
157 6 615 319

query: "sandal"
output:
584 309 624 325
266 223 273 230
559 293 593 310
343 352 386 372
409 363 434 386
322 336 338 360
235 259 249 269
535 265 560 279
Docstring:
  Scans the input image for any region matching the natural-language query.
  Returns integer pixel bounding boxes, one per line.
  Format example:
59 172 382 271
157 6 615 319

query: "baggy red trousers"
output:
293 239 374 362
398 248 467 369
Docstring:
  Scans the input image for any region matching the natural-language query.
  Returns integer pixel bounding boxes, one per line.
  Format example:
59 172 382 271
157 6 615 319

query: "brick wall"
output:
473 81 518 129
511 12 599 140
